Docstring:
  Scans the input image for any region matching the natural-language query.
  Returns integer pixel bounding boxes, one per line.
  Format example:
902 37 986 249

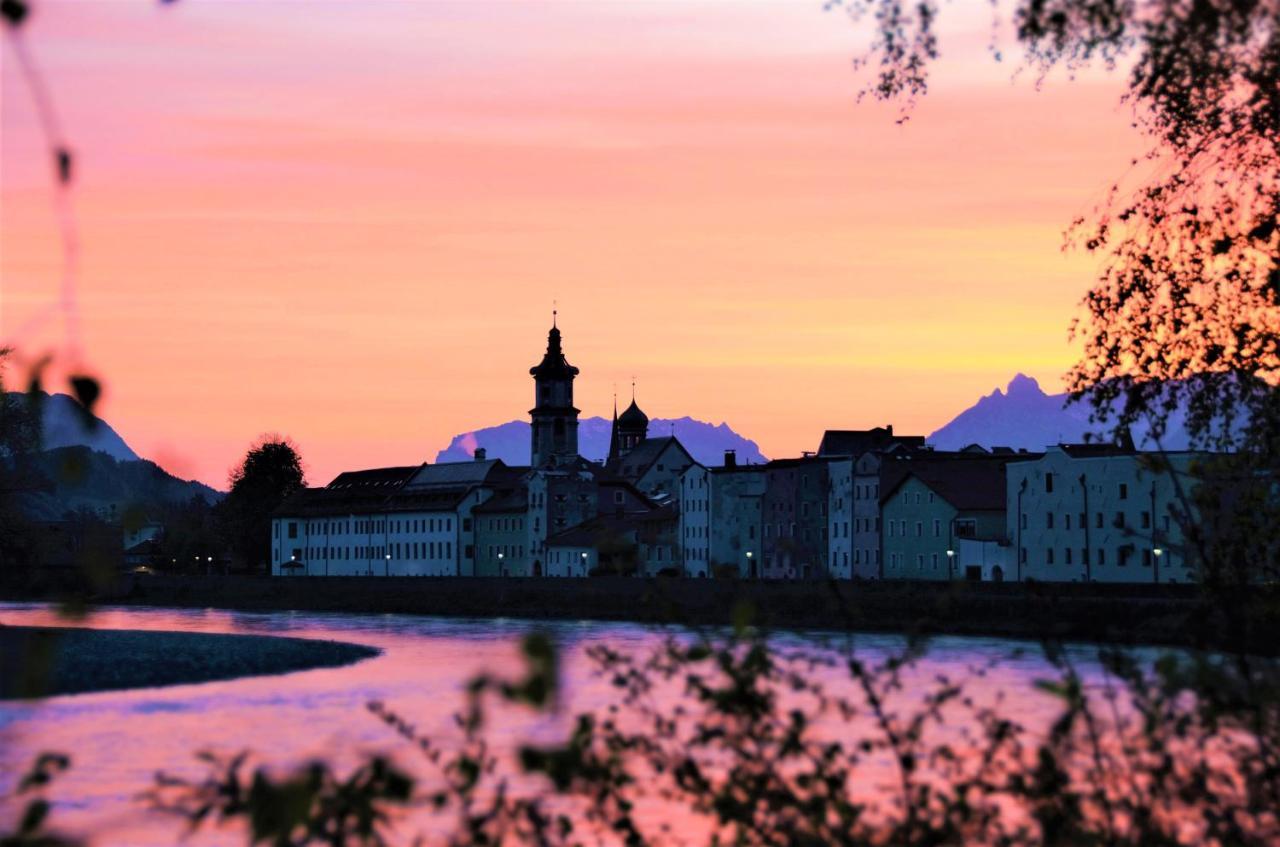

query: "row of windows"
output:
283 517 454 539
1043 474 1131 501
299 541 454 561
487 544 525 560
485 517 524 532
1024 511 1169 531
684 525 708 539
854 483 879 500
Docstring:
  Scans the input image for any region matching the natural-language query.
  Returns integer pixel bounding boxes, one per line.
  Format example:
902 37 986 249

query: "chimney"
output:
474 447 487 461
724 449 737 468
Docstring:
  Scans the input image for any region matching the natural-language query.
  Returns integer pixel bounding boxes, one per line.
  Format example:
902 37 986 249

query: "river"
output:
0 602 1132 845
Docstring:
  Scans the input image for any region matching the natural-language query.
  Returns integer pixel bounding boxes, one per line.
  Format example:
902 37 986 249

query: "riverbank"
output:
5 573 1275 655
0 625 379 699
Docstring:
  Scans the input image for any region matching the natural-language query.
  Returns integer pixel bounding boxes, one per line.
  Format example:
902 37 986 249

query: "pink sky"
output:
1 0 1142 488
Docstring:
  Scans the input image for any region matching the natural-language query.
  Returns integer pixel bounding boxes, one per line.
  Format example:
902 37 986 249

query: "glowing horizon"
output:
1 0 1143 488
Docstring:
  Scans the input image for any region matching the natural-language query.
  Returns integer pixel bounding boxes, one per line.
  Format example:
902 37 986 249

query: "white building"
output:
1007 445 1203 583
270 459 518 577
679 463 711 577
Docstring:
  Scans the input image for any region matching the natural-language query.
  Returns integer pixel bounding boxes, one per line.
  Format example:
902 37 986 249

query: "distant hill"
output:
928 374 1198 451
14 446 222 523
3 390 139 462
436 416 768 466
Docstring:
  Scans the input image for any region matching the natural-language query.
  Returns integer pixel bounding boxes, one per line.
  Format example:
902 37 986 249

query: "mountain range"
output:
3 391 220 520
435 416 769 466
926 373 1197 451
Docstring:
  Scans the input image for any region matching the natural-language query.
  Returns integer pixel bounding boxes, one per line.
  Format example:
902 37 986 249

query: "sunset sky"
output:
1 0 1143 488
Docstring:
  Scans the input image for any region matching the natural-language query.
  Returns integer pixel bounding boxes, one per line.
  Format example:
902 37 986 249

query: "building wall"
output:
827 459 854 579
272 511 460 577
955 537 1013 582
1007 450 1198 583
545 544 595 577
761 460 829 579
474 509 531 577
679 464 711 577
882 478 956 580
635 442 696 500
853 453 885 579
710 467 765 577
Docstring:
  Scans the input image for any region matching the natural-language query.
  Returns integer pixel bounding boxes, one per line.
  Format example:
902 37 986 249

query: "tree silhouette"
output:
220 436 305 574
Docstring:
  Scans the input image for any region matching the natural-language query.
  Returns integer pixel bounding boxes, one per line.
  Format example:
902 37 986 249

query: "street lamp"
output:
1153 547 1163 584
498 551 505 577
385 552 391 577
946 548 955 580
746 550 754 579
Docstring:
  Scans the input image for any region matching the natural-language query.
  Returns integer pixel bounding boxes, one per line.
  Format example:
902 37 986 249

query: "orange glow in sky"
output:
1 1 1143 488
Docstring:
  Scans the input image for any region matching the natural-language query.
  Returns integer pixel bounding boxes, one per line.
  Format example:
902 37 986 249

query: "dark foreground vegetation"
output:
0 625 378 699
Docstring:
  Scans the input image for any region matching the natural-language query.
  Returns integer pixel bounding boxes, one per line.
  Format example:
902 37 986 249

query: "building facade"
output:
1007 446 1200 583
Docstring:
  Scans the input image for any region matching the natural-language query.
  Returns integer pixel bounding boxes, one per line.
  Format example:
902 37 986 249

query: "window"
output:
1045 472 1054 493
1114 512 1125 529
288 522 298 539
463 518 472 531
955 519 977 538
1065 513 1072 530
1142 549 1152 567
933 519 941 537
931 553 938 570
1098 548 1106 565
1119 483 1128 499
1046 512 1055 529
1118 546 1132 567
614 490 624 504
1141 511 1151 529
915 521 923 537
1096 512 1103 529
1047 548 1055 565
1065 547 1073 564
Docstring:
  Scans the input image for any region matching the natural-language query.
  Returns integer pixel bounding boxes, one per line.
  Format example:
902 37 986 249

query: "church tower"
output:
615 382 649 457
529 314 580 468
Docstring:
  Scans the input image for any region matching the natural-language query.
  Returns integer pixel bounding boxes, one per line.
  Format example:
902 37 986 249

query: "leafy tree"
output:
220 436 305 574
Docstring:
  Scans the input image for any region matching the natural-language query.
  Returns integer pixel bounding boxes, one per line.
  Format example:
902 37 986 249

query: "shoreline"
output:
4 574 1274 656
0 624 379 699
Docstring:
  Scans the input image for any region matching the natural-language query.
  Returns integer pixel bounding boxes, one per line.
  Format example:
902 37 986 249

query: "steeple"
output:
529 315 580 469
608 389 621 463
616 378 649 457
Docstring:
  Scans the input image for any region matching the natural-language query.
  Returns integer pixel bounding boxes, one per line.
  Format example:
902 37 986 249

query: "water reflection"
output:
0 602 1128 846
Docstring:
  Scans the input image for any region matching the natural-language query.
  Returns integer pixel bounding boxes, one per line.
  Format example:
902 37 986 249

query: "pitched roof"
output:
406 459 515 488
545 512 644 548
472 487 528 514
607 436 693 480
326 466 421 491
817 427 926 457
880 456 1018 512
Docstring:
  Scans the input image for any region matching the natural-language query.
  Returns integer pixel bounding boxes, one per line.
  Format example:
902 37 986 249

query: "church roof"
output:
529 323 579 380
617 399 648 428
606 436 692 480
